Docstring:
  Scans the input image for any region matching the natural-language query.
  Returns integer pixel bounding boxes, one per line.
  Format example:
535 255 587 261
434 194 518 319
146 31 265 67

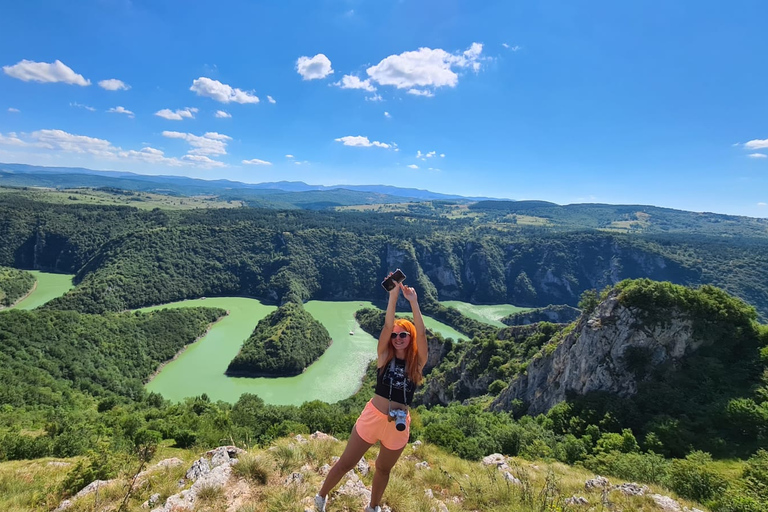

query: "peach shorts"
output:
354 399 411 450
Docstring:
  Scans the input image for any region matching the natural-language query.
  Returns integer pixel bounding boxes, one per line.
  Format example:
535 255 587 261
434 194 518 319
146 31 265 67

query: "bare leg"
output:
369 443 406 508
318 426 373 498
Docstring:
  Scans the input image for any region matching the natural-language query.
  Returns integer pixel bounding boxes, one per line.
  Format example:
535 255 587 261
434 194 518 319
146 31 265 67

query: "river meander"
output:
8 271 518 405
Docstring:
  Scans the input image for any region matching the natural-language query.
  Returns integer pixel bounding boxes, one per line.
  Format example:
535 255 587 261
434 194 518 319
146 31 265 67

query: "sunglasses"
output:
390 331 410 339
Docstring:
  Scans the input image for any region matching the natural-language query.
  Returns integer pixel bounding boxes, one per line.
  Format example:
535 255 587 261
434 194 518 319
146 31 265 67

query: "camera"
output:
381 269 406 291
388 408 408 431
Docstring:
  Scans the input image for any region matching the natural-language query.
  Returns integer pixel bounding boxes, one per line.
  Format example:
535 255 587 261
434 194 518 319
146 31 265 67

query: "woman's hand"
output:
400 282 417 303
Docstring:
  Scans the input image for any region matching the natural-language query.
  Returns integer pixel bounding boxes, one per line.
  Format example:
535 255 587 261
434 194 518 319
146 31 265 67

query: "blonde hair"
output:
379 318 423 385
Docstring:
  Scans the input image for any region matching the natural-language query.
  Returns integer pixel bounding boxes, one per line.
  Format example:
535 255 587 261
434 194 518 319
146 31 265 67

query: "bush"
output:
666 451 727 502
488 380 507 395
583 450 669 484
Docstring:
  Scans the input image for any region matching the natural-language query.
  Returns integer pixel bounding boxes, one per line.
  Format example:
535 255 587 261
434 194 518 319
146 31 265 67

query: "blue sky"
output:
1 1 767 217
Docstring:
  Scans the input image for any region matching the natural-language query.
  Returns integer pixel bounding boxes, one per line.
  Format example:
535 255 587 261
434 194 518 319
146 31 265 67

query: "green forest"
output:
2 187 768 511
0 266 36 307
226 301 332 377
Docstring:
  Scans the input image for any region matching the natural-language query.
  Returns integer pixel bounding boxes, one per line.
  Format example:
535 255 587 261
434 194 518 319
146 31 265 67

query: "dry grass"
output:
0 437 710 512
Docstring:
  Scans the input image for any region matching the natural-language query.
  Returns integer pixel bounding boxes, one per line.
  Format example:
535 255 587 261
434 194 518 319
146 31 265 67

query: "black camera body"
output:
388 407 407 431
381 269 406 291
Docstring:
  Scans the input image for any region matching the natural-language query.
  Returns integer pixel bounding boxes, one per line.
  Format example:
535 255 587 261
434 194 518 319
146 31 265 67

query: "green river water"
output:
9 271 515 405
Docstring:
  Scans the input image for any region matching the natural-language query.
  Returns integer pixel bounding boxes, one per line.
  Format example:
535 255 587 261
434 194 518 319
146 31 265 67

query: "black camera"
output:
388 407 407 431
381 269 406 291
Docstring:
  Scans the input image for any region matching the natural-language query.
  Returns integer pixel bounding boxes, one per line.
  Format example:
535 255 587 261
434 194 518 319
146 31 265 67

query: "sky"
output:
1 1 767 217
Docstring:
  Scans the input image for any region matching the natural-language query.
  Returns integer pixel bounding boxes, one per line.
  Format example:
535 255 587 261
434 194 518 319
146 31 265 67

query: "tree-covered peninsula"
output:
0 266 35 308
226 301 332 377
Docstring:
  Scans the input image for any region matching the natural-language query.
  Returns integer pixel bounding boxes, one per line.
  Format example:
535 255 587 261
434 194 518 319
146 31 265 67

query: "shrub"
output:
583 450 669 485
666 451 726 502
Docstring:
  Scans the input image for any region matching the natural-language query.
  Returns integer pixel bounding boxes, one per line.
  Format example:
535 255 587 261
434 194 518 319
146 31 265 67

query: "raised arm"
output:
377 281 400 366
401 283 428 368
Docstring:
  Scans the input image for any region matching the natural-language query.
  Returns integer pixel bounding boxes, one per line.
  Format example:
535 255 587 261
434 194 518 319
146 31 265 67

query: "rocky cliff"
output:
491 290 706 415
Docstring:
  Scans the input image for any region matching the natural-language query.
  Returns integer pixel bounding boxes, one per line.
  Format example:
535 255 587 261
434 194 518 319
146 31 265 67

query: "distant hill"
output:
0 162 493 204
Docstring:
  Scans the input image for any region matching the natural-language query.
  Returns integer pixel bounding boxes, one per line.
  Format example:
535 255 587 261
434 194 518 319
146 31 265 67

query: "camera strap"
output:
387 358 408 408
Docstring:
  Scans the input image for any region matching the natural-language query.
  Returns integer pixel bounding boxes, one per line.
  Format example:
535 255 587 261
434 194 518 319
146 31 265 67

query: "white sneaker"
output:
364 506 381 512
314 494 327 512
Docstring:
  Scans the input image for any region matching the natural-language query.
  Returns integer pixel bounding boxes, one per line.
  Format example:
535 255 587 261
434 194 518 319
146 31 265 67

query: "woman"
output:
315 279 428 512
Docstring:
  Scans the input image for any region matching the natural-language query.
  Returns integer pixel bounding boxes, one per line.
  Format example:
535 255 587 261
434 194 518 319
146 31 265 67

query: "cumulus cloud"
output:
744 139 768 150
758 202 767 208
182 155 226 167
3 59 90 85
98 79 130 91
335 135 392 148
296 54 333 80
215 110 232 118
407 88 434 97
384 111 391 118
190 77 259 104
366 43 484 95
440 153 445 157
242 158 272 165
155 107 198 120
70 102 96 111
0 132 27 146
1 129 224 168
416 150 437 161
162 130 231 156
748 153 767 159
365 93 383 102
7 108 20 113
407 164 419 169
335 74 376 92
107 106 134 118
285 154 295 158
267 95 276 104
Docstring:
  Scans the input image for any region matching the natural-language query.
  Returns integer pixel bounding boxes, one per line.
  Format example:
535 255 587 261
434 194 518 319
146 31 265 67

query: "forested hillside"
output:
1 193 767 322
226 301 332 377
0 266 35 307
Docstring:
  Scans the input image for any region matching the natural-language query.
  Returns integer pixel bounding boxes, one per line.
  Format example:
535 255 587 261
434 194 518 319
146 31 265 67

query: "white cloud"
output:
182 155 226 167
366 93 383 102
31 129 115 156
407 88 435 97
335 74 376 92
98 79 130 91
416 150 438 161
384 111 391 118
748 153 767 159
190 77 259 104
366 43 484 95
107 106 134 118
70 102 96 111
440 153 445 157
296 54 333 80
267 95 276 104
2 129 224 168
3 59 90 86
215 110 232 118
118 147 183 166
242 158 272 165
162 130 231 156
7 108 20 113
0 132 27 146
407 164 419 169
155 107 198 120
758 202 767 208
285 154 295 158
502 43 509 48
335 135 392 148
744 139 768 150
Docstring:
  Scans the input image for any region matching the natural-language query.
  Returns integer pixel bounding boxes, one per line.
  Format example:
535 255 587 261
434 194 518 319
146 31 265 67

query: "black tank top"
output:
374 357 416 405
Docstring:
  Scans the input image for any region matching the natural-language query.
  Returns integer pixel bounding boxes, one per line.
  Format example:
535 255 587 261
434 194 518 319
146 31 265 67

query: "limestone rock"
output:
565 496 589 505
492 293 705 415
185 458 211 481
415 461 431 470
311 431 338 442
585 476 610 490
614 482 648 496
502 472 521 485
356 457 370 476
482 453 506 467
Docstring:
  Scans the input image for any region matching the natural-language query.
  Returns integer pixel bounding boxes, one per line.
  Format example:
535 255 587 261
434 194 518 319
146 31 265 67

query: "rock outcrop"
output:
492 291 704 415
